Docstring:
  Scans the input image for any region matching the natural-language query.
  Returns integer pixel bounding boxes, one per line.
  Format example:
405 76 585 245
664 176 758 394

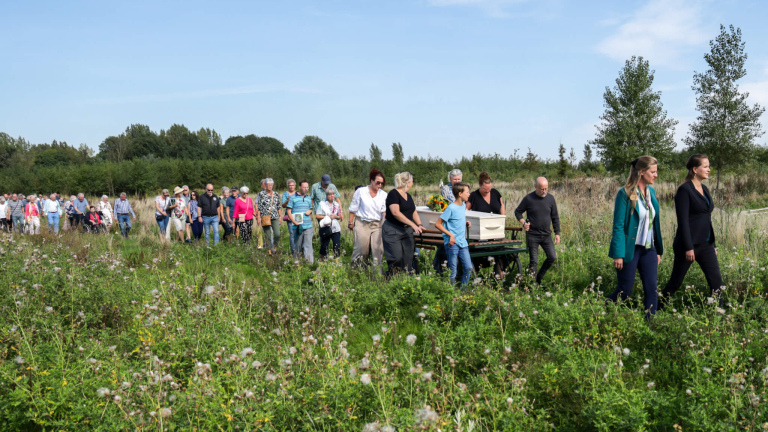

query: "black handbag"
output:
319 226 333 238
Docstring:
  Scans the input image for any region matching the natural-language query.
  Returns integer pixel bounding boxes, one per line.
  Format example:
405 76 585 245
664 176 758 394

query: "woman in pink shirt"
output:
233 186 255 245
25 195 41 235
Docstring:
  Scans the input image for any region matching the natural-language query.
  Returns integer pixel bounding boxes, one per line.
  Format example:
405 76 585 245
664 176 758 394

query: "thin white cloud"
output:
81 85 321 105
596 0 709 66
428 0 529 18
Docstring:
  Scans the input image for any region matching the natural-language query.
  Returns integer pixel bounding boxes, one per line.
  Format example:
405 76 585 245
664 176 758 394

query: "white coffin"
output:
416 206 507 241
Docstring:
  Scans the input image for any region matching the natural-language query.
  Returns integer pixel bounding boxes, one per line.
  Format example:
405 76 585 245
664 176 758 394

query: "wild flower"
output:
265 372 276 381
203 286 215 295
417 312 426 319
507 397 513 405
414 405 439 426
240 347 255 357
14 356 24 365
363 422 380 432
113 395 122 403
372 334 381 343
289 346 297 355
360 374 371 385
96 387 110 398
504 346 512 354
406 334 417 346
623 348 630 356
686 389 692 395
160 407 172 418
121 381 131 389
647 381 655 389
484 348 491 355
380 425 395 432
422 371 433 381
45 306 53 313
703 367 712 374
349 367 357 377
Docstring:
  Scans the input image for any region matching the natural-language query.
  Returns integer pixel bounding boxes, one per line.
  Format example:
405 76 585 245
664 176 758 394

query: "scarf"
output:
637 187 655 249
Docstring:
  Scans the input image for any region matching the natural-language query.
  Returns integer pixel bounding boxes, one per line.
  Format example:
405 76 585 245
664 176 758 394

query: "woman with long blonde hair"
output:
607 155 664 320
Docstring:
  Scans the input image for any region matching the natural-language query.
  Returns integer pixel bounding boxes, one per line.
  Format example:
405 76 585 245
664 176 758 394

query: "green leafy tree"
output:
392 142 404 164
557 142 568 178
161 124 208 160
591 56 678 172
685 25 765 190
126 124 166 159
223 135 290 159
369 143 382 162
99 134 132 163
294 135 339 159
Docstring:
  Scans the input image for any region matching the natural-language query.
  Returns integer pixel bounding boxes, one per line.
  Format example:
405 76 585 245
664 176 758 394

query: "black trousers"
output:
527 232 557 284
382 220 415 274
319 230 341 259
662 241 723 298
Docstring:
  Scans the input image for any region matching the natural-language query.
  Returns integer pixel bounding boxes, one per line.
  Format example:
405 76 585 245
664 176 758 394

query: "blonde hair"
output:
394 172 413 189
623 155 658 212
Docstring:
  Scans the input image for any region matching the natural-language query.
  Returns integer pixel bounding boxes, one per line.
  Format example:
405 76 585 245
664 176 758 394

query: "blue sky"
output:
2 0 768 160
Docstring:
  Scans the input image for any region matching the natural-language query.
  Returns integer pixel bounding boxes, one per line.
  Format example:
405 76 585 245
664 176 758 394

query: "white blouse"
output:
348 186 387 222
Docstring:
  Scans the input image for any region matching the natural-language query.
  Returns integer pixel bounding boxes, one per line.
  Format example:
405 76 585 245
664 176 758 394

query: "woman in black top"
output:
382 172 424 275
466 172 506 215
660 154 723 309
466 172 508 276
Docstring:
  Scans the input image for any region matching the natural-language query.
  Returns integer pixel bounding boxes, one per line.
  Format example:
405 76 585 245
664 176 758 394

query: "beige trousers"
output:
351 219 384 270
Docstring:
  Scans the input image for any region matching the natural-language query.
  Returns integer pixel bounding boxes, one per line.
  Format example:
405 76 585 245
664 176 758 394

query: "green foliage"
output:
685 24 765 189
591 56 678 172
223 135 290 159
369 143 382 162
392 142 404 165
557 142 568 178
294 135 339 159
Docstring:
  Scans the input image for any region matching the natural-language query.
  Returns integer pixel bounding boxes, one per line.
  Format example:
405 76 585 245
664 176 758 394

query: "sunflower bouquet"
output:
427 194 450 212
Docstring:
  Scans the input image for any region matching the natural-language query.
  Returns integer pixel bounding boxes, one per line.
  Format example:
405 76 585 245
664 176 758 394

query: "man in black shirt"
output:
514 177 561 284
198 183 221 246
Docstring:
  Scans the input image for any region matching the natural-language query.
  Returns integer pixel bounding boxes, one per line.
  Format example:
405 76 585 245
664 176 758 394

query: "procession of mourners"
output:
1 154 724 320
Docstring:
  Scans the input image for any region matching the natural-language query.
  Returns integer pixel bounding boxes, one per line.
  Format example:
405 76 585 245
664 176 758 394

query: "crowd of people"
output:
1 154 722 319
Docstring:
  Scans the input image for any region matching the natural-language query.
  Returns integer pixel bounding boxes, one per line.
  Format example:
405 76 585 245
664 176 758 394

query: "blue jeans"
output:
47 212 60 233
287 221 296 253
117 214 132 236
446 243 473 286
608 246 659 320
156 215 169 236
12 215 24 234
203 216 220 245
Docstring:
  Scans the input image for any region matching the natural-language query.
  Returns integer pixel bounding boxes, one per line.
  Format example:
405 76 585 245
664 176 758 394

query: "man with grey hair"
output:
45 193 62 233
72 193 89 229
198 183 221 245
515 177 561 285
113 192 137 238
8 193 24 234
440 169 463 203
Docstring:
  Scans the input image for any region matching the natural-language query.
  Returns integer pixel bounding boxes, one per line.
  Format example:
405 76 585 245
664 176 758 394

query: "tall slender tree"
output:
591 56 678 172
685 24 765 191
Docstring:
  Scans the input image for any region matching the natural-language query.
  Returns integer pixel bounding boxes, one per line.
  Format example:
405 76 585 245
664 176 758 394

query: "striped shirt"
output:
113 199 136 218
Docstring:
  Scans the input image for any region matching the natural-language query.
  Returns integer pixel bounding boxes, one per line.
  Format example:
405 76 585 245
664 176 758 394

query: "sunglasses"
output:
375 181 384 186
206 189 213 191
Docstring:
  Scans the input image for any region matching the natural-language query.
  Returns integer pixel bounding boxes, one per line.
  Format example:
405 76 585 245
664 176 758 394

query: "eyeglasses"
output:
206 189 213 191
375 181 384 186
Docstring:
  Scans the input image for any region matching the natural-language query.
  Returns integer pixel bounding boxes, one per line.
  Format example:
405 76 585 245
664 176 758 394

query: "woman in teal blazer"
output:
607 155 664 320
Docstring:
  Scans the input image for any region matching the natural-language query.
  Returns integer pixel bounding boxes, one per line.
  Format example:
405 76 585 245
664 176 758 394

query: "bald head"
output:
535 177 549 197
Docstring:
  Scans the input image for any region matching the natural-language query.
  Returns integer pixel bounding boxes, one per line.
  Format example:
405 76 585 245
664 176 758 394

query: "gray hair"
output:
182 185 189 189
265 178 274 185
448 169 463 183
70 195 76 201
101 195 109 200
161 189 169 194
120 192 127 197
286 178 296 187
0 197 5 203
78 193 85 198
240 186 250 194
221 186 230 194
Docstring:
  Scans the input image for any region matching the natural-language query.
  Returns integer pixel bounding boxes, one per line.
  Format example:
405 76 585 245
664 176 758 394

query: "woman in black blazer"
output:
660 154 723 308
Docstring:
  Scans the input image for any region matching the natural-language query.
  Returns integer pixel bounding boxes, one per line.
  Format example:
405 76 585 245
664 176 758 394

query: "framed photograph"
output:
293 213 304 224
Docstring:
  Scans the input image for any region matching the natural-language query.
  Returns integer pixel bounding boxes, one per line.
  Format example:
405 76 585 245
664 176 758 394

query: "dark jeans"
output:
527 232 557 283
192 219 204 240
72 213 83 228
319 231 341 259
608 246 658 319
382 221 415 274
662 242 723 299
